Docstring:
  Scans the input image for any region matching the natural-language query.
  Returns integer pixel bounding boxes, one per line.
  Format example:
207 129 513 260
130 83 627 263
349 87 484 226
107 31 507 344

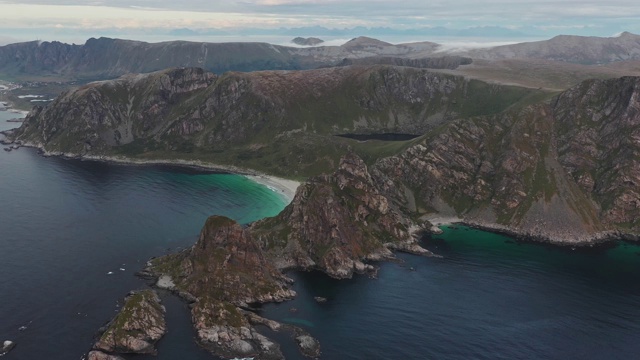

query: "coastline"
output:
3 137 634 247
62 154 300 203
245 175 299 204
1 139 300 203
421 214 630 247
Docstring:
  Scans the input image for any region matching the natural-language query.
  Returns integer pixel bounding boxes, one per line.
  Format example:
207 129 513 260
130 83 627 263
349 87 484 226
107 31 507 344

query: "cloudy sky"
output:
0 0 638 44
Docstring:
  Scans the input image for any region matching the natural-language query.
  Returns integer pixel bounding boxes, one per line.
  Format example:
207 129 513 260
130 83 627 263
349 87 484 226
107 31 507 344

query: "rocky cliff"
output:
89 290 166 359
10 65 640 242
143 152 431 358
251 152 429 278
10 65 538 177
147 215 296 359
374 76 640 243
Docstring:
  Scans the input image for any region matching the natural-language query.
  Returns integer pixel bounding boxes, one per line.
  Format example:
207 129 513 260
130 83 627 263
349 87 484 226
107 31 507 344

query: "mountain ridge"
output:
3 32 640 82
6 68 640 243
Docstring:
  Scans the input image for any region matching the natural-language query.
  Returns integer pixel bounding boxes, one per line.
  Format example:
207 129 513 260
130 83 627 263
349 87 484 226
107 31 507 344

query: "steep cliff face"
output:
148 215 295 359
91 290 166 357
252 153 426 278
374 76 640 243
0 40 81 75
553 77 640 232
14 67 217 153
11 65 538 177
152 215 295 306
375 104 608 243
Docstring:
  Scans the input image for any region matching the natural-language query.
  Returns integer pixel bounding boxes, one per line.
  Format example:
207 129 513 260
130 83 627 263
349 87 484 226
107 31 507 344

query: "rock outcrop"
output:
92 290 166 356
1 340 15 355
147 215 296 359
251 152 429 278
87 351 125 360
374 76 640 243
143 153 425 357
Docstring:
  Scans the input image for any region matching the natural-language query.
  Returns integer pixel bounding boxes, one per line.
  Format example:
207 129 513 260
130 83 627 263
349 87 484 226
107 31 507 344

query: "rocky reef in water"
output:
139 153 429 359
88 290 166 359
144 215 304 359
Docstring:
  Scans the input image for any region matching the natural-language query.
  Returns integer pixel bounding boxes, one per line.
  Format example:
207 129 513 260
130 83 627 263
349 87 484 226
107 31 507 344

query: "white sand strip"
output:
245 175 300 204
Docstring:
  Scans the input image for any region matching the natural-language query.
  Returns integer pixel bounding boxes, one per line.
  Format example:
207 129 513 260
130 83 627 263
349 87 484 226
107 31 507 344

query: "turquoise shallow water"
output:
3 110 640 359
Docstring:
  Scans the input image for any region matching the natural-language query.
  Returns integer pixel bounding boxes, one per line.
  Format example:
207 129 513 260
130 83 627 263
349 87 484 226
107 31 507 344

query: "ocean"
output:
2 111 640 359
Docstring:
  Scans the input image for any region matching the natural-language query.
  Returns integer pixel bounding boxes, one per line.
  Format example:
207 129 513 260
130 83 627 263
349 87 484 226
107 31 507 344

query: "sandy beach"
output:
7 143 302 205
245 175 300 203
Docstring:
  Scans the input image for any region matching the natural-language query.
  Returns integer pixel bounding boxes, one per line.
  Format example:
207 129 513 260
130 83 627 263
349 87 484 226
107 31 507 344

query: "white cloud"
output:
0 0 638 41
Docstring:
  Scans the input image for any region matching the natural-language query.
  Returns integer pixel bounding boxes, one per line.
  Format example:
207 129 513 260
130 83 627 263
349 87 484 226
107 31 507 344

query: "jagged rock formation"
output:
91 290 166 357
143 153 432 358
87 351 124 360
147 215 296 359
10 65 537 177
374 76 640 243
251 152 428 278
151 215 295 305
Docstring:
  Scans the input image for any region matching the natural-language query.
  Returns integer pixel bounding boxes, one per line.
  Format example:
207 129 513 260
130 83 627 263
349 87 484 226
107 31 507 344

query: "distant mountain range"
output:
1 33 640 81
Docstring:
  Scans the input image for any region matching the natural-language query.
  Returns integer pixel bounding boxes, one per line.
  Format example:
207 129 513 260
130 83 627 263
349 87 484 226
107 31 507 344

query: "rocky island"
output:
88 290 166 359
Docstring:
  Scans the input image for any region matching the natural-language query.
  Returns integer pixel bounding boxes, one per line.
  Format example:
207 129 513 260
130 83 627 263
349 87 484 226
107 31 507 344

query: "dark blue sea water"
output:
0 112 287 359
3 111 640 360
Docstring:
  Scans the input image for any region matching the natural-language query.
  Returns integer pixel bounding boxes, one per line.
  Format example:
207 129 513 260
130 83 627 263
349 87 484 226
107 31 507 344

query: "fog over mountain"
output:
0 0 639 44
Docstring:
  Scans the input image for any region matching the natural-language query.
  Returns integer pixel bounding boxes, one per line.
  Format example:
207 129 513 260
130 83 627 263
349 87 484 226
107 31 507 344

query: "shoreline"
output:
245 174 299 204
4 136 635 248
66 154 300 203
429 218 628 248
2 139 300 203
421 213 633 248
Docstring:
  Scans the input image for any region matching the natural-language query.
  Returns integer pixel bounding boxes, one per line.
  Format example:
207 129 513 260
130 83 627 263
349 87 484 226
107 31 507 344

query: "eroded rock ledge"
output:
145 215 298 359
89 290 166 359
